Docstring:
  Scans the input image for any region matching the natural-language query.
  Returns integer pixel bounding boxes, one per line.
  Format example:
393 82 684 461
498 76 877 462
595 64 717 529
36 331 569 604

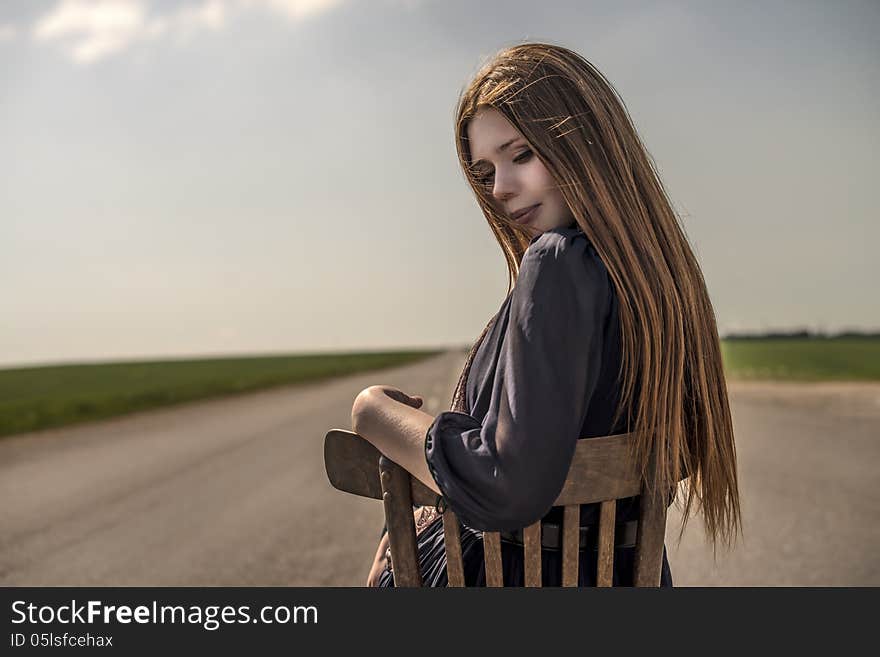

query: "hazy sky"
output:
1 0 877 368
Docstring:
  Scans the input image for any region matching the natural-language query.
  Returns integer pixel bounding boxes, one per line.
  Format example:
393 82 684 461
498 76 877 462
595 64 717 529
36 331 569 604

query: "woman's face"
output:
467 106 575 236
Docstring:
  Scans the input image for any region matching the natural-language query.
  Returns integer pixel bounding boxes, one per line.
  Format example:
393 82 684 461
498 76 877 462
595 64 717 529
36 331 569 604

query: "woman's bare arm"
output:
350 385 442 496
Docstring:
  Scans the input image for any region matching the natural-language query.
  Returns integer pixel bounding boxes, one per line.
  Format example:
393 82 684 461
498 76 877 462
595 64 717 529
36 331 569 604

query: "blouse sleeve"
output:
424 229 613 531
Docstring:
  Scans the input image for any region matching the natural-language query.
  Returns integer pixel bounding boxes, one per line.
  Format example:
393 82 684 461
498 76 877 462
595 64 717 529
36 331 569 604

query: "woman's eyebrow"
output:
472 137 523 166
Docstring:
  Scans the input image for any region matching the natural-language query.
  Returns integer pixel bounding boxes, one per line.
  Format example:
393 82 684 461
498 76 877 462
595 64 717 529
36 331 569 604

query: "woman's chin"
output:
526 224 544 237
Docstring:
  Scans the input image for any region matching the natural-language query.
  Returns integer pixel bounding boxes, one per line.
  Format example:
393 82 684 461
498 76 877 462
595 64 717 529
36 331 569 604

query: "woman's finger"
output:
380 387 424 408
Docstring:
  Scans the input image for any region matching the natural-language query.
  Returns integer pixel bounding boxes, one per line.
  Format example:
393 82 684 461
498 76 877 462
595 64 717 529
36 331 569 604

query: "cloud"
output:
33 0 151 64
31 0 346 65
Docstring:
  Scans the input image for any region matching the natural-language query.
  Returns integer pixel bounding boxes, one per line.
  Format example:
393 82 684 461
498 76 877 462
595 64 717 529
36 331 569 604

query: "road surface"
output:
0 351 876 585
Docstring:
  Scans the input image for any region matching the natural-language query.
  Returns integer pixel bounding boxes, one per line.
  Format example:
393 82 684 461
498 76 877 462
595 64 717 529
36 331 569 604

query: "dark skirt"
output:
377 517 674 588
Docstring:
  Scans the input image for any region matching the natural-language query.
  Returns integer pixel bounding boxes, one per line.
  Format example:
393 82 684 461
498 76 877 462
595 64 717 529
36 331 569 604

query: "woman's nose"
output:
492 169 517 202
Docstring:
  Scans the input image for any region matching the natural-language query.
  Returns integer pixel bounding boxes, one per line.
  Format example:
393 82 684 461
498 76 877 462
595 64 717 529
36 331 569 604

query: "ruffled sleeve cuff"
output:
423 410 486 524
424 410 525 530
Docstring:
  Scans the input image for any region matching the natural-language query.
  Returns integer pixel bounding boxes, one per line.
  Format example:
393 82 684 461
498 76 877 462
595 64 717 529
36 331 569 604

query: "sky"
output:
1 0 877 368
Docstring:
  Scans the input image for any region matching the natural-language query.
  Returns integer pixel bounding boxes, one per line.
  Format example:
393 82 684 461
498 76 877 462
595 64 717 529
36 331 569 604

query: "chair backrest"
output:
324 428 678 587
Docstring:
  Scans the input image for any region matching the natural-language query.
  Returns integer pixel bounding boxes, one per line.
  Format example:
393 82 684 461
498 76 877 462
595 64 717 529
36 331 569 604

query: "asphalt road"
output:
0 351 876 586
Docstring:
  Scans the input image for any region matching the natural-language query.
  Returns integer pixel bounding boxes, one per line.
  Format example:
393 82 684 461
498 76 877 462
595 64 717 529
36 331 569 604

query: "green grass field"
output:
721 337 880 382
1 338 877 439
0 350 441 438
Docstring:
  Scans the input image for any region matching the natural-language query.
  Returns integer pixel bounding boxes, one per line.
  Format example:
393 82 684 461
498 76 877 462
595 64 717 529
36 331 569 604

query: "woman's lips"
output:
512 203 540 224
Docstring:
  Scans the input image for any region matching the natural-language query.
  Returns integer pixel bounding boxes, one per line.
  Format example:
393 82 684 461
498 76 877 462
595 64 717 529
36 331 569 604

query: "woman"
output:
352 42 741 587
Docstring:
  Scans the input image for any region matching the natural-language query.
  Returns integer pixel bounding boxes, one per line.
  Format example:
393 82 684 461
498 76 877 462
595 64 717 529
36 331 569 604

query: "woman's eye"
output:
473 150 529 188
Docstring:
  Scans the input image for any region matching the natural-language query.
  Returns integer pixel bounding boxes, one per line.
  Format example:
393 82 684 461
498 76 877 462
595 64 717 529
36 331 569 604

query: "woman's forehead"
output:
467 108 524 164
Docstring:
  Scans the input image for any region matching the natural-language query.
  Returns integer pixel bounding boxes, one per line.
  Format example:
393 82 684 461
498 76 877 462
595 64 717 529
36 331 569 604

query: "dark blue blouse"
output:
424 225 632 532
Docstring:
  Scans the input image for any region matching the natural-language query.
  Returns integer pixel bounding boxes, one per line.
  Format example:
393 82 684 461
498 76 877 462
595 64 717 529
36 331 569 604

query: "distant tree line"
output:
723 329 880 340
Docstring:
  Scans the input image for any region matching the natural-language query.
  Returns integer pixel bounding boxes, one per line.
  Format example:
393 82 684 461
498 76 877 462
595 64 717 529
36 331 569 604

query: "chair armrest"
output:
324 429 438 505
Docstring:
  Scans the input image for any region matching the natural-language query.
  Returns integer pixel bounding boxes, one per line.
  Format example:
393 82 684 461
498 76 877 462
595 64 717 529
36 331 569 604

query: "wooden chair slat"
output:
633 486 668 587
379 457 422 587
561 504 580 587
596 499 616 587
523 521 542 587
483 531 504 587
442 512 466 587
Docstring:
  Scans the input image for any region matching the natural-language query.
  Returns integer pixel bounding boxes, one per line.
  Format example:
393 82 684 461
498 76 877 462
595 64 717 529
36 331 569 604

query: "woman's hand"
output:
366 532 391 587
366 507 439 587
371 385 424 410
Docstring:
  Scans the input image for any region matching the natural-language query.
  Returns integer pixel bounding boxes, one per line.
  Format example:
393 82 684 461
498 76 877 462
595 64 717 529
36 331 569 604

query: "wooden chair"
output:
324 428 676 587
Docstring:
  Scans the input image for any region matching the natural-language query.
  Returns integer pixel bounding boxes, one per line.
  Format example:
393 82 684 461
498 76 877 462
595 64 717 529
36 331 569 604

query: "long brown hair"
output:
451 42 741 549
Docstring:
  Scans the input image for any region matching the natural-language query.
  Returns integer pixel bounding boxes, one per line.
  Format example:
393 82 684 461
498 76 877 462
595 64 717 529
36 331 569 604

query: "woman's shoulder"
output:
521 224 609 289
526 223 596 259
